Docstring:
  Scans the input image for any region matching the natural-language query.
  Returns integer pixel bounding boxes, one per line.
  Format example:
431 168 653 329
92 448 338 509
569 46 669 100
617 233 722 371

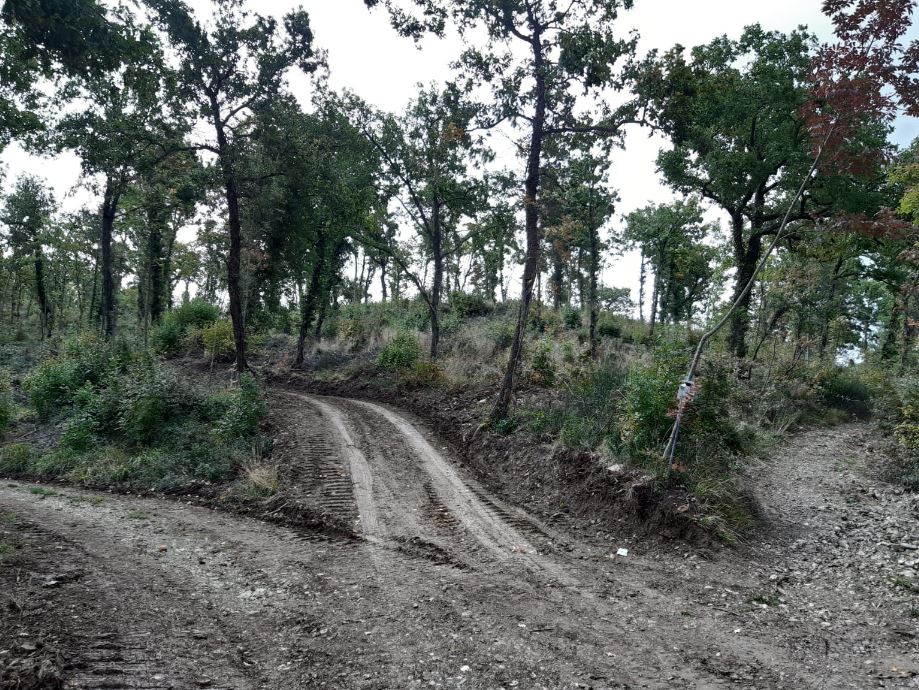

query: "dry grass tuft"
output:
243 463 279 495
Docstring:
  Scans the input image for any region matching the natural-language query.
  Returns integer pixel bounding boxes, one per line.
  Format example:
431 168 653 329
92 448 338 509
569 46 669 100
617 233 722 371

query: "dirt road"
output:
1 394 917 689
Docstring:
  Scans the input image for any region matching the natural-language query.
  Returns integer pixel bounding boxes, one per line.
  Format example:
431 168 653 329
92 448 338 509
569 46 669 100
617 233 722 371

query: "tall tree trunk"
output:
818 257 844 360
900 290 914 375
728 213 760 359
549 244 565 309
638 249 646 322
32 245 51 339
100 178 120 339
881 295 901 361
146 204 167 325
88 254 99 328
295 231 326 366
211 101 247 373
491 28 546 422
430 198 443 360
649 267 660 336
163 219 178 310
588 223 599 358
379 261 388 302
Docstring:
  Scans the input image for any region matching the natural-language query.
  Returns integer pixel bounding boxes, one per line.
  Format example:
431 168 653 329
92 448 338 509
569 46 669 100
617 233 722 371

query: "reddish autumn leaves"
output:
805 0 919 174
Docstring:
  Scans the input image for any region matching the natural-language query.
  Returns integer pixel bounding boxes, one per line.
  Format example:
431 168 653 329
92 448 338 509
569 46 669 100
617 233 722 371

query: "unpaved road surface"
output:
1 395 917 689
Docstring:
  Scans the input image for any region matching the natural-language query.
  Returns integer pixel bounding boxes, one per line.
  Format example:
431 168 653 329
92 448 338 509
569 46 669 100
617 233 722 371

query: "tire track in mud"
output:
348 398 579 582
291 394 717 686
296 395 384 541
287 393 846 689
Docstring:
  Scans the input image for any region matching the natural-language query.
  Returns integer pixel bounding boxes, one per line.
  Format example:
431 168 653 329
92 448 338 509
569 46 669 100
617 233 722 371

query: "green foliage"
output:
0 369 11 437
621 346 748 468
563 306 581 330
23 332 123 417
202 318 235 360
402 360 446 387
449 291 490 318
10 338 266 490
439 310 462 336
619 344 685 461
896 401 919 452
378 333 421 371
529 340 556 387
211 374 265 441
489 320 517 350
0 442 33 474
152 300 221 357
819 368 873 418
515 363 626 451
338 317 369 350
597 315 622 338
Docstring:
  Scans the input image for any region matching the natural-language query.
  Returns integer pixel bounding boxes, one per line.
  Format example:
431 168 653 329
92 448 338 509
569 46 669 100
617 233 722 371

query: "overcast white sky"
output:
2 0 917 303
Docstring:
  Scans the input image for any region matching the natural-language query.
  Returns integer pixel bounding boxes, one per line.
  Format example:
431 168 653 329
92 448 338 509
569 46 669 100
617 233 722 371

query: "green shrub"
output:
561 341 576 364
515 364 627 450
151 317 184 356
819 369 872 417
597 315 622 338
403 360 446 387
529 340 556 387
0 442 33 474
0 370 11 437
212 374 266 441
490 321 517 351
449 291 491 318
439 311 462 336
203 319 235 360
378 333 421 371
895 383 919 459
338 318 368 350
117 360 177 446
620 345 746 469
24 333 118 417
171 299 221 330
397 302 431 332
153 300 221 356
563 306 581 330
528 308 561 334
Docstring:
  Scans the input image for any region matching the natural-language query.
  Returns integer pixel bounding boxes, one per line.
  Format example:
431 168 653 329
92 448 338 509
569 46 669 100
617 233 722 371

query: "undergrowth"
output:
3 332 266 491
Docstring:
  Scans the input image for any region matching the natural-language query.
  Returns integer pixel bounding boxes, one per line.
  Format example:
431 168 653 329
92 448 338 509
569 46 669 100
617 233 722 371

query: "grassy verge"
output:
0 332 267 494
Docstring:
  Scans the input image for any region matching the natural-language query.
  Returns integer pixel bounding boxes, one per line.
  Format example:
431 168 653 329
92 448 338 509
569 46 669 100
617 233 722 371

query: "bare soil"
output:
1 392 917 689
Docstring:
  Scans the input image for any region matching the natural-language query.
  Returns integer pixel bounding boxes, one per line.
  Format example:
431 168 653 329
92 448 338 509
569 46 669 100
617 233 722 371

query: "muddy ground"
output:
1 391 917 689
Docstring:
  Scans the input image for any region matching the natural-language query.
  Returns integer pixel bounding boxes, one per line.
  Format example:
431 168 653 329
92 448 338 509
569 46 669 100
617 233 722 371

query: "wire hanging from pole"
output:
662 122 836 469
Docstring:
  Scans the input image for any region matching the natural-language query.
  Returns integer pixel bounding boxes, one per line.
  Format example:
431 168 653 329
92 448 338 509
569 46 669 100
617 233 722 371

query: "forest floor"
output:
1 392 917 689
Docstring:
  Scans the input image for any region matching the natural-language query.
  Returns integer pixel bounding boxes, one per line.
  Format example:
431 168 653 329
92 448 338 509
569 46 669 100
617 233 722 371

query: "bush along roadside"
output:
497 341 759 542
1 332 266 493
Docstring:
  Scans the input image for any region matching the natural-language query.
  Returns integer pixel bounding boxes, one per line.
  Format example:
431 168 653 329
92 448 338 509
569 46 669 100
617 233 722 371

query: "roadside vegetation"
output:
0 0 917 542
0 332 266 493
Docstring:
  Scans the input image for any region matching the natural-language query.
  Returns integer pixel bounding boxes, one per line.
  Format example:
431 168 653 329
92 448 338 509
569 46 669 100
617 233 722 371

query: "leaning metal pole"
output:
662 127 833 469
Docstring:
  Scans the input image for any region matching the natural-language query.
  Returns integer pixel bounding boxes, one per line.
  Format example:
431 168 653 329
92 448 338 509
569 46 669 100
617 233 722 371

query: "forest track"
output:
2 395 917 689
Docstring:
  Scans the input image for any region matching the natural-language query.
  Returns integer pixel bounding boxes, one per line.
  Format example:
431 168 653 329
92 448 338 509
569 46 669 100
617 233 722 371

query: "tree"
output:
639 26 827 357
353 86 479 359
368 0 643 419
53 11 181 338
0 0 134 149
148 0 319 372
546 152 618 356
243 97 379 365
623 199 713 334
127 150 204 333
0 176 56 338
